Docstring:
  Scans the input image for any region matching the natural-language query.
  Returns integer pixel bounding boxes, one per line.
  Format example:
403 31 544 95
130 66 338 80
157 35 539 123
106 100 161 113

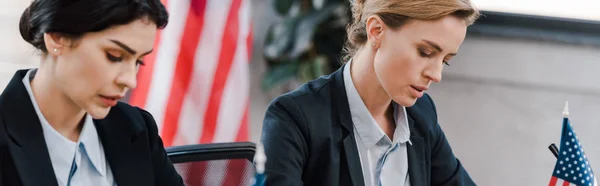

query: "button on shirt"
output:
343 61 411 186
22 69 117 186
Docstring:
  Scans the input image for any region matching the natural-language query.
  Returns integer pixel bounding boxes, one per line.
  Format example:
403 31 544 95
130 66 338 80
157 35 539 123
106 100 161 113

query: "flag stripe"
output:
246 21 253 62
161 0 208 147
200 0 243 143
129 0 169 108
550 176 558 186
213 0 250 143
236 101 249 141
552 178 578 186
143 0 190 132
172 0 233 146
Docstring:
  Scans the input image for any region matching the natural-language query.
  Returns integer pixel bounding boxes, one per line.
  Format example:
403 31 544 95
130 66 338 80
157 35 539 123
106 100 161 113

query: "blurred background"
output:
3 0 600 185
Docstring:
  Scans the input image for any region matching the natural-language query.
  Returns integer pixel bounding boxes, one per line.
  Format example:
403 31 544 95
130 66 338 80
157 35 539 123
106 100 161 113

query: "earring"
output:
53 48 58 53
372 42 376 47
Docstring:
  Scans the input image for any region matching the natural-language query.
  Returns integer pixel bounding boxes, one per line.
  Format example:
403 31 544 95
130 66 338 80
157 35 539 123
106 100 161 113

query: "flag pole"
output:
563 101 569 118
549 101 569 159
548 143 559 158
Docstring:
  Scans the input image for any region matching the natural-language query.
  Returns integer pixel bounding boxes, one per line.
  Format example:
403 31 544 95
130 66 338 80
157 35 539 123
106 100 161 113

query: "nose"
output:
423 62 443 83
116 64 138 90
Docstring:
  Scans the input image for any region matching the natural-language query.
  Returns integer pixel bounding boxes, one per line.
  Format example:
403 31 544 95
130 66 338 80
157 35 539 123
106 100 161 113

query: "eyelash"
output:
106 53 145 66
418 49 450 66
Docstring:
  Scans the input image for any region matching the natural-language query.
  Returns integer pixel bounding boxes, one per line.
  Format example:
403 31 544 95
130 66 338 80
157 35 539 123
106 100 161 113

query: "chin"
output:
87 106 112 119
392 95 418 107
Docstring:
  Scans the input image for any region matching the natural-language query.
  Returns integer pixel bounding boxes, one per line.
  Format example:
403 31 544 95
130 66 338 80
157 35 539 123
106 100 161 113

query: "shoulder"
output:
107 102 158 134
107 102 163 152
263 74 338 136
267 74 336 113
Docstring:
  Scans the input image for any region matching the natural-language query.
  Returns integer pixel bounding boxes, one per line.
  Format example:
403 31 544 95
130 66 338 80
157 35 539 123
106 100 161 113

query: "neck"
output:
350 49 393 118
30 57 85 142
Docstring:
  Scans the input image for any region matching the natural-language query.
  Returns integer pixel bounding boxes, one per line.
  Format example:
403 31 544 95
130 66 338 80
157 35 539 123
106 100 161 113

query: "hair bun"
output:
19 6 36 45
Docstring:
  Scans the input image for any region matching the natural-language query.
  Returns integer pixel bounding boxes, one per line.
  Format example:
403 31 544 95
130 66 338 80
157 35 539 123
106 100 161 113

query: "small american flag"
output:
549 103 597 186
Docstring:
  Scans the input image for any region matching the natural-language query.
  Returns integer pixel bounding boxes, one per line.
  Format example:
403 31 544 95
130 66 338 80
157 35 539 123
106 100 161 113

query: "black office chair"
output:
166 142 257 186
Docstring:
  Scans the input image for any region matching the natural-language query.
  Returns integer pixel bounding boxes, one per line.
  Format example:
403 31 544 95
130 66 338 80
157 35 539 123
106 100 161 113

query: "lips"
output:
410 85 428 98
99 95 123 107
411 85 428 92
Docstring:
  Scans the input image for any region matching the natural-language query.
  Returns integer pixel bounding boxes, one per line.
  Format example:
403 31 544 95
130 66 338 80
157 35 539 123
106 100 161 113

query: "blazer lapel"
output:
342 135 365 186
332 66 365 186
0 69 58 186
406 112 427 186
94 107 153 186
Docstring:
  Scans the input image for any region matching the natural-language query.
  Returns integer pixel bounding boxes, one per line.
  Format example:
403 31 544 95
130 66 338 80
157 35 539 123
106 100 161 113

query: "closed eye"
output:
106 52 123 62
443 60 450 66
136 60 146 66
420 49 451 66
418 49 432 58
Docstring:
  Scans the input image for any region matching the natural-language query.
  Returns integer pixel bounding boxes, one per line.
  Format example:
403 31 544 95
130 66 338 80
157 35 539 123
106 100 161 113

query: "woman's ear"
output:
365 15 385 48
43 33 68 55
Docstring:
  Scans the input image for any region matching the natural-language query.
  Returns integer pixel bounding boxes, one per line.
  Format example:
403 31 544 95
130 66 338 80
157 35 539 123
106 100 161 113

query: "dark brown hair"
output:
19 0 169 52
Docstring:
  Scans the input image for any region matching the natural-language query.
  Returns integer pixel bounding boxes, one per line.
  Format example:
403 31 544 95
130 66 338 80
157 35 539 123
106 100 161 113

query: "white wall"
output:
428 37 600 185
0 0 38 88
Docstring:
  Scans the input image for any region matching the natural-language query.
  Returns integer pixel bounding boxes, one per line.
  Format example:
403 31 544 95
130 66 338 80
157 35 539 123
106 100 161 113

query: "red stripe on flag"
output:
246 21 253 62
562 180 570 186
161 0 207 147
235 100 249 142
549 176 558 186
200 0 243 143
129 0 169 108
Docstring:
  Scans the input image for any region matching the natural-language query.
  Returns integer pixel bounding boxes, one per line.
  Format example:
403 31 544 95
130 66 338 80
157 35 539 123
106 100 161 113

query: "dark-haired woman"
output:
0 0 184 185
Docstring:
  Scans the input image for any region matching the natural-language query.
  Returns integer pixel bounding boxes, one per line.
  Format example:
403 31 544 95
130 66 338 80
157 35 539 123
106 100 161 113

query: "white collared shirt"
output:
343 61 411 186
22 69 116 186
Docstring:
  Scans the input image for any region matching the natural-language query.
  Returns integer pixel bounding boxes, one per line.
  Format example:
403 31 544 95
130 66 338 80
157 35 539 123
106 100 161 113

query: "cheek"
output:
56 51 112 100
373 46 419 87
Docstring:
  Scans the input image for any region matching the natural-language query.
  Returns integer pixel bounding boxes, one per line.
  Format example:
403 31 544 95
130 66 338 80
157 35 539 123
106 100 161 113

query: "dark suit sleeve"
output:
138 108 185 186
425 95 475 186
261 96 307 186
0 139 3 185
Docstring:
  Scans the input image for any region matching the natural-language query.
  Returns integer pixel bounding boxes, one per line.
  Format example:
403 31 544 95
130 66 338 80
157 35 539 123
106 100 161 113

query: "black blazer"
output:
0 69 184 186
261 66 475 186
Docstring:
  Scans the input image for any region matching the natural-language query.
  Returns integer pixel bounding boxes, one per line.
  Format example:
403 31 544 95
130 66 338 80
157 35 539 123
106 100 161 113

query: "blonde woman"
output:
261 0 480 185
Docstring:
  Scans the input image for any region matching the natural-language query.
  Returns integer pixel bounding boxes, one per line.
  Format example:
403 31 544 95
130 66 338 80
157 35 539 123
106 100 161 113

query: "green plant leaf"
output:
274 0 295 16
262 61 299 91
263 17 301 63
311 55 329 78
297 60 313 83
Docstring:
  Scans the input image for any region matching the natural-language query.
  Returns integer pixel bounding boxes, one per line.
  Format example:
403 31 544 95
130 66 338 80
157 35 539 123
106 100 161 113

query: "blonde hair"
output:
342 0 480 62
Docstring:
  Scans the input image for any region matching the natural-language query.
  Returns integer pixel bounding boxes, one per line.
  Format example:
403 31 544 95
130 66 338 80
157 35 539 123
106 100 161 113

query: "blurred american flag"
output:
128 0 253 185
129 0 252 146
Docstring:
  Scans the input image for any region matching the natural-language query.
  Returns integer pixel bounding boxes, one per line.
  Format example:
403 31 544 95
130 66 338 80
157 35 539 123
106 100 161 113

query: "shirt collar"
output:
79 114 107 176
22 69 107 176
343 61 411 149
